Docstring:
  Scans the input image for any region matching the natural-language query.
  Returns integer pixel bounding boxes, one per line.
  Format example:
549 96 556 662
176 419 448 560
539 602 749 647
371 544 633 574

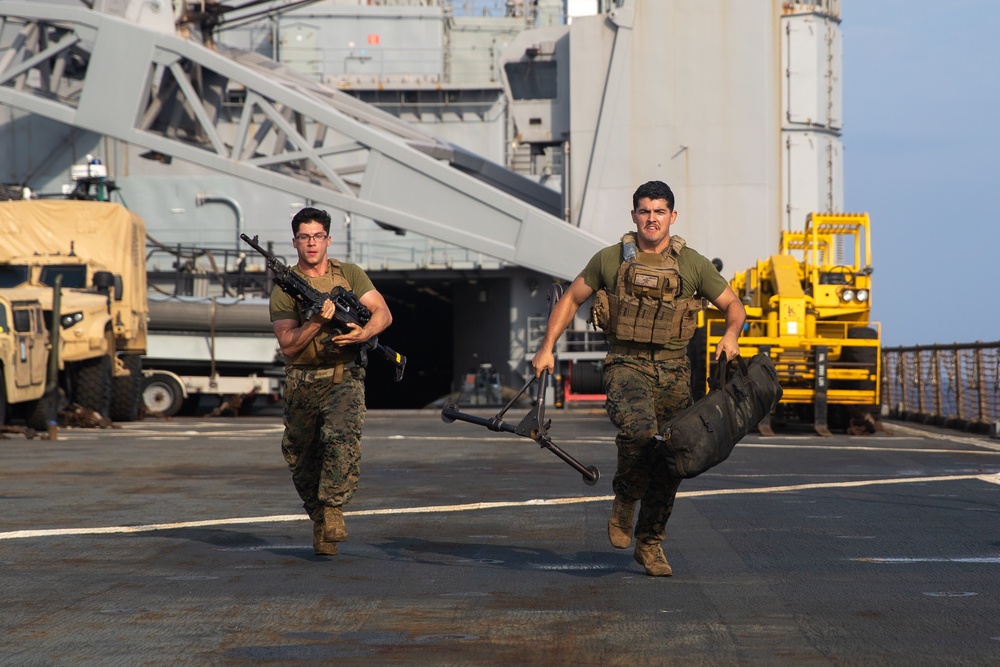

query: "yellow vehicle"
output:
0 200 149 421
699 213 880 434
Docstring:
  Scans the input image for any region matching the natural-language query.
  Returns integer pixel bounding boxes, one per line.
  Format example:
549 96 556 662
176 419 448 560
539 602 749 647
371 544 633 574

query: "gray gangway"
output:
0 1 603 281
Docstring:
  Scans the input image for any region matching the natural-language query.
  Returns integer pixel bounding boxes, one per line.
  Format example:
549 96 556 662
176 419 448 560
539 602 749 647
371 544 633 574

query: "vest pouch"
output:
670 301 701 341
590 290 610 331
626 264 668 300
607 293 620 336
610 293 640 341
650 302 676 345
660 270 681 303
633 296 659 343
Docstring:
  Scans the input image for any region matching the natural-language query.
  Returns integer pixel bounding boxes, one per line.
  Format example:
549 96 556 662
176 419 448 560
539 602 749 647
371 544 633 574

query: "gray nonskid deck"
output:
2 412 1000 665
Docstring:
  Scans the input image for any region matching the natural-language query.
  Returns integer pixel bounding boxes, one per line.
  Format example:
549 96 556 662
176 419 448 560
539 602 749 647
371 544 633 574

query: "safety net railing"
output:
882 341 1000 436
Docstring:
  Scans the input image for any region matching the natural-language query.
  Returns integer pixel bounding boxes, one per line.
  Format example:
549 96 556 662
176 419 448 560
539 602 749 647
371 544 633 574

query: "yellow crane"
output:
698 213 880 435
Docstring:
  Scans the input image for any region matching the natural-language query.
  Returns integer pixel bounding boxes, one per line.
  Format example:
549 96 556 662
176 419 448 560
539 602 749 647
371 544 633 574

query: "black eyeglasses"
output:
295 233 328 243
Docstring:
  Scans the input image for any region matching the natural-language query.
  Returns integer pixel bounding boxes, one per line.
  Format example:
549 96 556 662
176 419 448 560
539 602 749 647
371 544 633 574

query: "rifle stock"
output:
241 233 407 381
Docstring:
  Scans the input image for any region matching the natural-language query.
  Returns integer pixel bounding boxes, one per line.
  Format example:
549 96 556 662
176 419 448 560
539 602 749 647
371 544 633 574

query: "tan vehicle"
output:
0 290 52 429
0 200 149 421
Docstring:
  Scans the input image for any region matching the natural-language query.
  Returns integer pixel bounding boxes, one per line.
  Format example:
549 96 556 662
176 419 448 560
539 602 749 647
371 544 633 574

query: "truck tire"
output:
2 366 54 430
841 326 879 392
25 390 57 432
110 354 143 422
70 354 113 417
141 373 184 417
838 326 880 431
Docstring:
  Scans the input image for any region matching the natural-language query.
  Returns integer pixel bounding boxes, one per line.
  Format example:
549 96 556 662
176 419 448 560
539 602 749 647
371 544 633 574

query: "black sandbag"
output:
656 352 783 478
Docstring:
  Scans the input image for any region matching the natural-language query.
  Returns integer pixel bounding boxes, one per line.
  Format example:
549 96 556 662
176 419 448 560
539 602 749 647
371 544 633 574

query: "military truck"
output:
0 289 53 430
0 200 148 421
0 197 283 420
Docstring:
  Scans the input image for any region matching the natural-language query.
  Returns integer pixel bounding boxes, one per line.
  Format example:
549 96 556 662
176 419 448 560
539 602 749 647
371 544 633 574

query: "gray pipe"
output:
196 193 245 253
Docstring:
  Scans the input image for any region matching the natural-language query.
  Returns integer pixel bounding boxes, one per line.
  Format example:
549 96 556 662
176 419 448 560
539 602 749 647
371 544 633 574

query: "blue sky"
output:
842 2 1000 346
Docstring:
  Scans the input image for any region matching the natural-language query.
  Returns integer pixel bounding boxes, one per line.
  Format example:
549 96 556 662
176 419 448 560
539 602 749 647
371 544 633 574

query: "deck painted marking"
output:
886 422 1000 452
743 443 1000 456
853 557 1000 564
1 472 997 541
45 425 1000 455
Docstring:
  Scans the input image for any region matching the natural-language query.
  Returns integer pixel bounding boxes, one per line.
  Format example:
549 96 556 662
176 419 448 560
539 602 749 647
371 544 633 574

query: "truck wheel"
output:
70 354 112 417
141 373 184 417
25 390 58 432
842 327 879 392
110 354 143 422
837 326 880 431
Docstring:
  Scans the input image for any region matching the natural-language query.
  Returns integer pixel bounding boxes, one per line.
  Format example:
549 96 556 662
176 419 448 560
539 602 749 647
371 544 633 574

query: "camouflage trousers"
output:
281 367 366 523
603 353 692 545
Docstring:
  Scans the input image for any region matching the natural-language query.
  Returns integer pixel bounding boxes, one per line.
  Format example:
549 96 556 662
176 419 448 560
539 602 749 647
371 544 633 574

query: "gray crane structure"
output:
0 1 616 406
0 1 604 282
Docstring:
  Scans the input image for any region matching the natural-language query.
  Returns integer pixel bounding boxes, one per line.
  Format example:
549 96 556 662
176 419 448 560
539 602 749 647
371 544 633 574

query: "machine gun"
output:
240 233 406 381
441 284 600 485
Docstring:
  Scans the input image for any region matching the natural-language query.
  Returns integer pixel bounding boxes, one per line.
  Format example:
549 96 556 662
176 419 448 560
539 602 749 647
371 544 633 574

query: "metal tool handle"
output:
536 436 600 486
440 403 516 435
439 282 600 485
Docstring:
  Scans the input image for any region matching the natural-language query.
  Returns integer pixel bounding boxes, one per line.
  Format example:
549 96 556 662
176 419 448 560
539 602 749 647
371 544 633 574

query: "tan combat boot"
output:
312 521 338 556
322 506 348 542
608 497 636 549
633 541 672 577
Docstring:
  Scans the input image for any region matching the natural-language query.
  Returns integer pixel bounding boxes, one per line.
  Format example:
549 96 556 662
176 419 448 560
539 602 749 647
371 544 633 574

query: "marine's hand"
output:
311 298 335 324
715 331 741 361
330 322 369 346
532 349 555 378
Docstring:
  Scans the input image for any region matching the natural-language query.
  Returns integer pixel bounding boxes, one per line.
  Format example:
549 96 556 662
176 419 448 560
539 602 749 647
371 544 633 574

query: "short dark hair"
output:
632 180 675 211
291 207 332 234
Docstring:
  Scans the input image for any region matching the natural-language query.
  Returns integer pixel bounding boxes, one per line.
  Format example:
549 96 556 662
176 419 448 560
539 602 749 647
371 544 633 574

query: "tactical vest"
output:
293 258 357 367
591 233 702 346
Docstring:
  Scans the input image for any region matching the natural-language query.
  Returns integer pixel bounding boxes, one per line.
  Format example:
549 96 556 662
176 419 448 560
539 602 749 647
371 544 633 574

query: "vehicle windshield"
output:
0 265 29 287
39 265 88 289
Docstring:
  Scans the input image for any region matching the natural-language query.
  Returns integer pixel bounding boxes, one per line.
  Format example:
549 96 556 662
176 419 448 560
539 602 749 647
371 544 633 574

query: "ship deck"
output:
2 410 1000 665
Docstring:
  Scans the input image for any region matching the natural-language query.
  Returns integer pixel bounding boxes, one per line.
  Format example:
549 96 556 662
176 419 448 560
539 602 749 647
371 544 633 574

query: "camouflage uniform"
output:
580 236 727 551
603 354 691 545
281 367 366 522
270 259 376 526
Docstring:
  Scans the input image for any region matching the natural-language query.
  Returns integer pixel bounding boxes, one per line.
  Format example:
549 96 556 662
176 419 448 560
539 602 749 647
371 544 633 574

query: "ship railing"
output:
145 231 508 298
882 341 1000 437
526 316 608 359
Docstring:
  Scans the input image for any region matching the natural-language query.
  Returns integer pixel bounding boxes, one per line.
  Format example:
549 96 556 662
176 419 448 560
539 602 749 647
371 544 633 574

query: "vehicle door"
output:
12 303 47 389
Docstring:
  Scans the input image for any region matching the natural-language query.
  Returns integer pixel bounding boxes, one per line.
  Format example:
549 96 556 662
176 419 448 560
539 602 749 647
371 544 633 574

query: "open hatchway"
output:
363 276 454 409
364 270 544 410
